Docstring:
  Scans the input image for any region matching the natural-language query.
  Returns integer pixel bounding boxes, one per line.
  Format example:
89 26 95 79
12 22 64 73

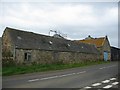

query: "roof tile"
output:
78 37 105 47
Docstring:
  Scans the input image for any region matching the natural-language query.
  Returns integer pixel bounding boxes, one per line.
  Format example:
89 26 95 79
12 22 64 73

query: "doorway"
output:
104 51 108 61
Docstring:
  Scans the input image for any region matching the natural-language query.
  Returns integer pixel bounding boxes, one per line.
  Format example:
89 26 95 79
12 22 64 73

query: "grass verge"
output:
2 60 110 76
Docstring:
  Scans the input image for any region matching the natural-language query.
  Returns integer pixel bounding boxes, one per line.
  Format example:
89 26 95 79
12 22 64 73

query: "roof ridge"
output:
78 36 106 48
5 27 55 39
5 27 71 42
80 36 106 41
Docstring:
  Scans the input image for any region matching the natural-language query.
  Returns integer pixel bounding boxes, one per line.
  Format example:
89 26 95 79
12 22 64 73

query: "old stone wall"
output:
96 39 111 61
2 30 14 57
15 49 99 65
102 39 111 60
59 52 99 64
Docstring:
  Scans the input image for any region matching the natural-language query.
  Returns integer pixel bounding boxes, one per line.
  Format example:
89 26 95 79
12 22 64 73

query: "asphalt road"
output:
2 61 118 88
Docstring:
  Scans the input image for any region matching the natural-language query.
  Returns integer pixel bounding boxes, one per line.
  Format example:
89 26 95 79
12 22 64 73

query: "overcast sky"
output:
0 0 119 47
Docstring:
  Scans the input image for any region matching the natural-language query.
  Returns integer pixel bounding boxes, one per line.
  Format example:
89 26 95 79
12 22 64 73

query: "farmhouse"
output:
2 27 99 65
75 35 111 61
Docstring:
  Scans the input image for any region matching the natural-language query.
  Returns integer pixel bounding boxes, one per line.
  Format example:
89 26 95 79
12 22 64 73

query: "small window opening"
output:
67 44 70 47
17 36 22 40
24 52 31 61
49 41 53 45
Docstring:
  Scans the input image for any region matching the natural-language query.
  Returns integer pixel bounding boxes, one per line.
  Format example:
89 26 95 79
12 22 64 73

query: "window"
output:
49 41 53 45
67 44 70 47
17 36 22 40
24 52 31 61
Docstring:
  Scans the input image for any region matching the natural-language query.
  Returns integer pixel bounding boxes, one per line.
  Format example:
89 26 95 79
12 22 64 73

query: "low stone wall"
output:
15 49 99 65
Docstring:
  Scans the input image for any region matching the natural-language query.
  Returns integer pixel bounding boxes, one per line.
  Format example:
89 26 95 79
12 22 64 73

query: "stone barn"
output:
2 27 99 65
75 35 111 61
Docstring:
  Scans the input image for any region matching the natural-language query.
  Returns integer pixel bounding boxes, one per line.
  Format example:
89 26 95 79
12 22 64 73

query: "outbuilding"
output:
2 27 99 65
76 35 111 61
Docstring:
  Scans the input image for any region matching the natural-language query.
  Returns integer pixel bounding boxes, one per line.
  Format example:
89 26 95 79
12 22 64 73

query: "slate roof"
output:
3 27 98 54
111 46 120 51
78 37 106 48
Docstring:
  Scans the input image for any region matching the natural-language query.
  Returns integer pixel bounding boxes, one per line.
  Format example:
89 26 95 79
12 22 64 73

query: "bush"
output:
2 58 16 67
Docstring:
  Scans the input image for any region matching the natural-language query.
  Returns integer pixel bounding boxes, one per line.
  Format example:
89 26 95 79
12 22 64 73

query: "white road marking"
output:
99 65 116 70
40 76 58 80
28 79 39 82
110 78 116 81
84 86 92 89
83 77 118 89
112 82 119 85
99 67 106 69
92 83 101 86
102 80 110 83
76 71 86 74
103 85 113 88
28 71 86 82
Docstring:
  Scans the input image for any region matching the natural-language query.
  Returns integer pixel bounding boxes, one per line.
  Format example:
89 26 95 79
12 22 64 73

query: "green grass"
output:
2 60 110 76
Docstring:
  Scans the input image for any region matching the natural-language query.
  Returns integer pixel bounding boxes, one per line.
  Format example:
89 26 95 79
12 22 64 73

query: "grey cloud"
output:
0 2 118 48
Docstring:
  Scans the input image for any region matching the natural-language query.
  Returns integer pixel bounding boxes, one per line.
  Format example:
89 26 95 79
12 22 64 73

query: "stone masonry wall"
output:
2 30 14 58
102 39 111 60
15 49 99 65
